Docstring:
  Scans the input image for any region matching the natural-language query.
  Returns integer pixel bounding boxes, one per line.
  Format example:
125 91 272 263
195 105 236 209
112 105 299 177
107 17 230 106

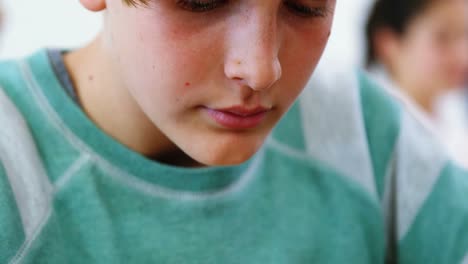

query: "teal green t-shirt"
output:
0 50 467 263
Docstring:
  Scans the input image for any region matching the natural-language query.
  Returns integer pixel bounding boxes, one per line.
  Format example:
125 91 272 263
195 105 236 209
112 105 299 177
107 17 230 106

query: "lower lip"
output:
204 108 268 130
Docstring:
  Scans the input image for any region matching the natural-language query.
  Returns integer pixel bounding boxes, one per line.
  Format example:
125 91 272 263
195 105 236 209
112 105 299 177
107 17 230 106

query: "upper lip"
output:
211 106 271 117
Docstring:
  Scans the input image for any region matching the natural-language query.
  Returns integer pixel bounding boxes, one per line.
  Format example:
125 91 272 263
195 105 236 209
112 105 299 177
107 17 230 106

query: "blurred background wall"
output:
0 0 101 59
0 0 374 68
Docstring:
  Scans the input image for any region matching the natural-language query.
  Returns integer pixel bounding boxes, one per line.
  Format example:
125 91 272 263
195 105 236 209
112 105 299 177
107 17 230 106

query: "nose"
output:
224 10 282 92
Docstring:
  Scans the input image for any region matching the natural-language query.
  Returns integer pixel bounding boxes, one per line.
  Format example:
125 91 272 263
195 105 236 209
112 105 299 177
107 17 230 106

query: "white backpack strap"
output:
300 69 377 202
0 87 52 242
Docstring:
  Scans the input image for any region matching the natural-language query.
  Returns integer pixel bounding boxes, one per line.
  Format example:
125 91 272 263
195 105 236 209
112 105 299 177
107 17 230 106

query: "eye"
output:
284 1 329 18
176 0 228 12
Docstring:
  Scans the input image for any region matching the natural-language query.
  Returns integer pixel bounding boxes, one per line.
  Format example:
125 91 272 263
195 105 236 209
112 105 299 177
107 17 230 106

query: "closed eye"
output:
284 1 330 18
176 0 228 12
175 0 331 18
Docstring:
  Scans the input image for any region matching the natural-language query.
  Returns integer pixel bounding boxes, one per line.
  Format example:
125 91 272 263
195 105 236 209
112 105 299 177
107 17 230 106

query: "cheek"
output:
124 32 216 106
291 23 332 66
400 37 440 77
405 29 451 70
277 28 331 98
417 46 448 78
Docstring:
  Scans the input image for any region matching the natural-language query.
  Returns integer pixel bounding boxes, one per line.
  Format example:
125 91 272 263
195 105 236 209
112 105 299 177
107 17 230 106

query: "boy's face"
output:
99 0 335 165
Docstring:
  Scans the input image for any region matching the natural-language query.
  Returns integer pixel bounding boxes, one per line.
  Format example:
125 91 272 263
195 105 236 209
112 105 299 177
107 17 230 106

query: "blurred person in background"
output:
0 0 6 52
365 0 468 167
0 1 4 38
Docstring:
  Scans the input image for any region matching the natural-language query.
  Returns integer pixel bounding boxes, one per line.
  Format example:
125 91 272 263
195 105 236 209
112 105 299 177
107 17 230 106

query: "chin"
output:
174 124 272 167
188 140 263 166
198 149 258 166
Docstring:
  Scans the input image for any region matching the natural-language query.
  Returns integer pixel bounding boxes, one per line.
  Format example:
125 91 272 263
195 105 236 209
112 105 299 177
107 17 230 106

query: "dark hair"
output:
365 0 437 66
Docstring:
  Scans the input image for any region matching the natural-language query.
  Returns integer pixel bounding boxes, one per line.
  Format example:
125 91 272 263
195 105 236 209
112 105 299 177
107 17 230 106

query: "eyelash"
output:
284 1 328 18
176 0 227 12
176 0 329 18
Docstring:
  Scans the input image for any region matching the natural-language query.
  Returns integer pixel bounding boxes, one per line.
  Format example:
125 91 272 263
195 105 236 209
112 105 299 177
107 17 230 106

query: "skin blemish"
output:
88 75 94 81
185 82 191 87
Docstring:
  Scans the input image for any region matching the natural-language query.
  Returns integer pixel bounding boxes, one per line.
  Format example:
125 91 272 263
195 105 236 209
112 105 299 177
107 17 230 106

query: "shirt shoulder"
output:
0 72 54 263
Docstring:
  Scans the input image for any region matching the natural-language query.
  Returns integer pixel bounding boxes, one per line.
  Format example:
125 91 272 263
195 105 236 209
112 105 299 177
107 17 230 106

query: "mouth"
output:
203 106 271 130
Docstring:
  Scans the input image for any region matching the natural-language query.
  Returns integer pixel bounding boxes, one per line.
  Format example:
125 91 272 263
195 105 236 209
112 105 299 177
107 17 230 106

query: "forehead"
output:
421 0 468 22
404 0 467 34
